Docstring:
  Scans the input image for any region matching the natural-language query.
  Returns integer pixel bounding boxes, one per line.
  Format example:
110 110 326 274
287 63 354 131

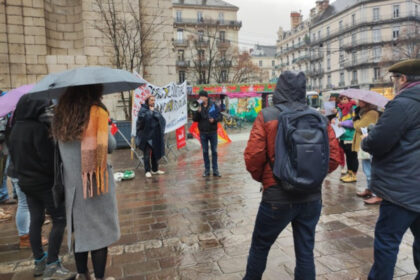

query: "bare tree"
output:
94 0 165 119
230 51 261 83
392 24 420 59
186 21 235 84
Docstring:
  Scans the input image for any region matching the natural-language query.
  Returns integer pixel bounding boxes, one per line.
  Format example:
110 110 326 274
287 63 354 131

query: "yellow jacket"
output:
352 109 379 152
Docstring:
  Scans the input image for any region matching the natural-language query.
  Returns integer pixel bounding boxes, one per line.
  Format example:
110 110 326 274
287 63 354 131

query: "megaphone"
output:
189 100 200 111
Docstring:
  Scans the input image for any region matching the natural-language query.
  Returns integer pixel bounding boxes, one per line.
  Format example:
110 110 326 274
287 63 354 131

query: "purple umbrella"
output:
0 84 34 117
340 88 390 108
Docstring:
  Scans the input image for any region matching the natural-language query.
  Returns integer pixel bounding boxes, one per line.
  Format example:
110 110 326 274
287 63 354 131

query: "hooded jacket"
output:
244 71 340 204
362 83 420 213
8 95 54 194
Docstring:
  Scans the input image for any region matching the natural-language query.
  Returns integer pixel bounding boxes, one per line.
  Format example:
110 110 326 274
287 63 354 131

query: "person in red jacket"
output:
243 71 340 280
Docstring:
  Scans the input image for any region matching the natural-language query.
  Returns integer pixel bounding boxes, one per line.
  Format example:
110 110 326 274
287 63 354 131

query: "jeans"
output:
200 132 218 172
26 189 66 263
368 200 420 280
143 144 158 173
75 247 108 278
339 141 359 173
244 200 322 280
13 179 30 236
362 159 372 190
0 156 10 202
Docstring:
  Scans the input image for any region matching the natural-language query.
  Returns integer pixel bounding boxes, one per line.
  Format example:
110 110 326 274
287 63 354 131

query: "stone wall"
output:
0 0 176 120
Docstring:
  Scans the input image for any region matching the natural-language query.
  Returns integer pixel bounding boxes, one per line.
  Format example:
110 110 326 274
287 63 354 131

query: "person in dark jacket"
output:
8 95 75 279
243 71 340 280
362 59 420 280
136 95 166 178
192 90 222 177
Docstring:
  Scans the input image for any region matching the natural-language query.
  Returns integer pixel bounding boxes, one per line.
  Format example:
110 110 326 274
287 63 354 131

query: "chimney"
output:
290 12 302 29
310 7 316 18
316 0 329 14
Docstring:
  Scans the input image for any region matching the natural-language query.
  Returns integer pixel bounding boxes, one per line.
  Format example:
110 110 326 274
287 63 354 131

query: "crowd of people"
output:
0 59 419 280
243 59 420 280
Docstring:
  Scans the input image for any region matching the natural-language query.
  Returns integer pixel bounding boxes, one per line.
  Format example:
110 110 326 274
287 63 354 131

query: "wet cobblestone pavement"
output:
0 131 416 279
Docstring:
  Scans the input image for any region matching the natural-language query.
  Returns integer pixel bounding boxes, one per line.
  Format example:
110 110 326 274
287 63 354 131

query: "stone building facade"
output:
0 0 176 119
250 44 277 83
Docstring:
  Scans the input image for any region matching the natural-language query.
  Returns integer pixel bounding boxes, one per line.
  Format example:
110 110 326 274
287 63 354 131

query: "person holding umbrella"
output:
136 94 166 178
29 66 145 280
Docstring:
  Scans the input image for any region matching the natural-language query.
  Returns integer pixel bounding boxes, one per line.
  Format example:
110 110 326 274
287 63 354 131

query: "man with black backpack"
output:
243 71 340 280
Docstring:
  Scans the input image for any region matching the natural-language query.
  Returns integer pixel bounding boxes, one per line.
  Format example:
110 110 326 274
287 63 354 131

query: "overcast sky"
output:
225 0 315 49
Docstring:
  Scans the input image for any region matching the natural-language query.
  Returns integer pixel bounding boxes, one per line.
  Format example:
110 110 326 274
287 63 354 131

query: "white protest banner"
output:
131 73 187 136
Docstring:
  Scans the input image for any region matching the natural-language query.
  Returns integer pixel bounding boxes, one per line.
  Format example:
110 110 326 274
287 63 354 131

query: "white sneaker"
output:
151 170 165 175
145 172 152 178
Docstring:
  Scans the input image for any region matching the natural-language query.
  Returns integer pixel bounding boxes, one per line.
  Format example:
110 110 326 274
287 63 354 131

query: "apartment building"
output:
277 0 420 92
250 45 277 82
173 0 241 85
276 12 311 78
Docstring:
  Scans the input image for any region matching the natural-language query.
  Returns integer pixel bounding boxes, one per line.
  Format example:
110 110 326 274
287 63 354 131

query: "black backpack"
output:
271 104 329 192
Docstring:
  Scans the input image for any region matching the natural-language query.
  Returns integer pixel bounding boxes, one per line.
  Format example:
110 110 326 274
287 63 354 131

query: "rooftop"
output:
172 0 238 10
251 45 277 57
311 0 359 26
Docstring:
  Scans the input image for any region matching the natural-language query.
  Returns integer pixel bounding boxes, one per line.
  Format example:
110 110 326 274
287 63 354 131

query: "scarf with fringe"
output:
81 105 109 199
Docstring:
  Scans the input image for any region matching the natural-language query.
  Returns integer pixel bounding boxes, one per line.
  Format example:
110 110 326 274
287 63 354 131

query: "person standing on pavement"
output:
192 90 222 177
243 71 340 280
352 101 380 205
362 59 420 280
335 95 359 183
8 95 75 279
136 95 166 179
53 85 120 280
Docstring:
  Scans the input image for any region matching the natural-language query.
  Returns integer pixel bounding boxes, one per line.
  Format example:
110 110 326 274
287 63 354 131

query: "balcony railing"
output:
310 52 324 61
216 39 231 49
173 39 188 47
193 59 209 67
176 60 190 67
217 60 232 67
174 18 242 28
194 40 209 48
310 13 420 46
339 81 345 87
351 79 358 85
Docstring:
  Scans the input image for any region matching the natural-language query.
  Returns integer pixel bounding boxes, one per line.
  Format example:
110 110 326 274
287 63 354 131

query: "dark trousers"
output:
369 200 420 280
340 141 359 173
75 247 108 278
143 144 158 173
243 200 322 280
26 189 66 263
200 132 218 172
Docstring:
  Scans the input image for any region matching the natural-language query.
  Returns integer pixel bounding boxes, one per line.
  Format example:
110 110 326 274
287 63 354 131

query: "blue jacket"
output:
362 84 420 213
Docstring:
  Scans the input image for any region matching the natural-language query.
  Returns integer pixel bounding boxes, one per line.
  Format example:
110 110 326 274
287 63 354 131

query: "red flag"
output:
110 122 118 136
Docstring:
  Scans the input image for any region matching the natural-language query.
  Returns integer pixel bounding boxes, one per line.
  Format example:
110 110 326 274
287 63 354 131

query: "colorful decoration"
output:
191 83 277 95
189 122 232 145
228 97 262 122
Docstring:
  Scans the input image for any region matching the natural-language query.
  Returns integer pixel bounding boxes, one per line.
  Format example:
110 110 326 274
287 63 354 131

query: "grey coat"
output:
59 132 120 252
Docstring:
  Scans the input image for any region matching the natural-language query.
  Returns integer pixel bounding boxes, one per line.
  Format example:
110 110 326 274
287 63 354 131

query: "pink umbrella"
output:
0 84 34 117
340 88 389 108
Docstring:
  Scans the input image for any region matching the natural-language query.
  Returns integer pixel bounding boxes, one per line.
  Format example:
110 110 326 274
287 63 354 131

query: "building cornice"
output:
173 3 239 12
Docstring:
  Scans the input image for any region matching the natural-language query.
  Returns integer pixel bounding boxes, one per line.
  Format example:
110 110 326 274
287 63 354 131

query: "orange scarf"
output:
81 105 109 199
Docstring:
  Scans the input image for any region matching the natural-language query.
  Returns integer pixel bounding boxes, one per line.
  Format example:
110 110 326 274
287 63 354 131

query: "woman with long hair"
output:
352 101 380 204
52 85 120 280
136 95 166 178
